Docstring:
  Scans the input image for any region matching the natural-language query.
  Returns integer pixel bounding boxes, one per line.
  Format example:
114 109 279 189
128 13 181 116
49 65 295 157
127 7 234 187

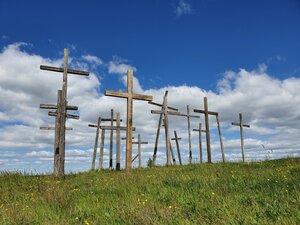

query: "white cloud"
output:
82 54 103 66
0 43 299 173
175 0 192 17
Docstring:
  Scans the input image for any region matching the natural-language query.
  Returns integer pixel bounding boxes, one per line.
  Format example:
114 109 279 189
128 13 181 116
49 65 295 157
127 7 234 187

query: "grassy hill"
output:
0 158 299 225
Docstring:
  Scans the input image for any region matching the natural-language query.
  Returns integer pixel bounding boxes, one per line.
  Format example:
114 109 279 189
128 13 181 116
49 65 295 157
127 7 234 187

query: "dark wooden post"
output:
216 115 225 162
109 109 114 170
172 130 182 165
232 113 250 162
132 134 148 168
193 123 206 163
116 113 121 170
99 129 105 169
105 70 153 172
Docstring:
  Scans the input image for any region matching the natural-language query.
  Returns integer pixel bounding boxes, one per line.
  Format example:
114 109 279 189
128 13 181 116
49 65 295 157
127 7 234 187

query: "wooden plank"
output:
138 134 141 168
54 90 62 176
40 104 78 110
40 126 72 131
91 117 101 170
105 90 128 99
216 115 225 163
99 125 135 131
151 109 182 116
204 97 212 163
194 109 218 116
40 65 89 76
169 140 176 165
148 101 178 111
232 122 250 128
126 70 133 172
99 129 105 169
109 109 114 170
48 111 79 120
122 137 135 140
132 154 139 163
163 94 171 166
173 130 182 165
116 113 121 170
198 123 203 163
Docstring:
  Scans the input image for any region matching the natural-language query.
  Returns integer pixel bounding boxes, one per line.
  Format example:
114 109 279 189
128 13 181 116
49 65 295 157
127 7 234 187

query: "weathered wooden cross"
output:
40 48 89 178
131 133 148 168
194 97 225 163
149 90 178 166
192 123 206 163
232 113 250 162
171 130 182 165
105 70 153 172
88 114 122 170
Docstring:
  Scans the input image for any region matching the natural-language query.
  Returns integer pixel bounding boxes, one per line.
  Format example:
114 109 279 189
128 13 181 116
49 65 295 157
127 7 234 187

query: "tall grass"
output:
0 158 299 224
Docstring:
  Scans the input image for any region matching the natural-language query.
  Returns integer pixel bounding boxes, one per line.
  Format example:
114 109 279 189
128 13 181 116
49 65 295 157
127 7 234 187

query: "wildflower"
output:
168 205 172 209
212 192 215 195
267 178 270 181
75 217 79 220
84 219 90 225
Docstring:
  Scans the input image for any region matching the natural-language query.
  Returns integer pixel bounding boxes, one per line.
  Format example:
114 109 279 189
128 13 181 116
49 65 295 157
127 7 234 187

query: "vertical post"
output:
58 48 68 178
109 109 114 170
187 105 192 164
91 117 101 170
126 70 133 172
239 113 245 162
169 140 176 165
198 123 203 163
99 129 105 169
116 113 121 170
138 134 141 168
216 115 225 163
54 90 62 175
163 95 171 166
174 131 182 165
204 97 211 163
153 113 163 165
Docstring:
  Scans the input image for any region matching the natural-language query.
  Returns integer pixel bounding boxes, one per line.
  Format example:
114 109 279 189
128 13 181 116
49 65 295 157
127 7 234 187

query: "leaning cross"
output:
149 90 178 165
232 113 250 163
193 123 206 163
171 130 182 165
194 97 225 163
40 48 89 178
131 133 148 168
105 70 153 172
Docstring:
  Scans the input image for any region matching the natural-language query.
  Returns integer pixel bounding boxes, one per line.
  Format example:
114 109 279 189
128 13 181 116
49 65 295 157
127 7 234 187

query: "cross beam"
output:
40 48 89 179
40 126 72 131
105 70 153 172
193 123 206 163
232 113 250 163
193 97 225 163
40 104 78 111
171 130 182 165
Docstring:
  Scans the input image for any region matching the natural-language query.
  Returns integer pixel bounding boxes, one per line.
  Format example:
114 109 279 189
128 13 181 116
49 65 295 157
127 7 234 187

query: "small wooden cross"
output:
193 123 206 163
171 130 182 165
194 97 225 163
232 113 250 162
186 105 200 164
40 48 89 178
131 133 148 168
105 70 153 172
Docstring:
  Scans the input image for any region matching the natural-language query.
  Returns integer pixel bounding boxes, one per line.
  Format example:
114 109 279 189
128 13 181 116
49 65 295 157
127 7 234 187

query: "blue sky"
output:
0 0 299 173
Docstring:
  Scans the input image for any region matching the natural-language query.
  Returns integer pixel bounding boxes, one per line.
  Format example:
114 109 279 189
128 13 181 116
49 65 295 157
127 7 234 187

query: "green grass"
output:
0 158 299 225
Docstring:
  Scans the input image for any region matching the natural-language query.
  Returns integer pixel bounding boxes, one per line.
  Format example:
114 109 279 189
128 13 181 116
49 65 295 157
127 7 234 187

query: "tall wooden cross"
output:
194 97 225 163
149 90 178 165
186 105 200 164
105 70 153 172
40 89 79 175
40 48 89 178
131 133 148 168
232 113 250 162
88 115 122 170
193 123 206 163
171 130 182 165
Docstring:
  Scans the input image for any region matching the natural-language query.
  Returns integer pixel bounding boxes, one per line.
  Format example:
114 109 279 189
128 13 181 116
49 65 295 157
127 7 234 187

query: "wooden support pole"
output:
116 113 121 170
40 126 72 131
172 131 182 165
169 139 176 165
132 154 139 163
54 90 62 176
216 115 225 163
187 105 192 164
163 94 171 166
138 134 141 168
109 109 114 170
204 97 211 163
91 117 101 170
99 129 105 169
193 123 206 163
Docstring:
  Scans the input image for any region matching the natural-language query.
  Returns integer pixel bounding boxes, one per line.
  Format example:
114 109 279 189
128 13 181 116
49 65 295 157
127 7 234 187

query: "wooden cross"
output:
40 48 89 178
131 133 148 168
186 105 200 164
194 97 225 163
171 130 182 165
40 90 79 175
149 90 179 166
232 113 250 162
193 123 206 163
105 70 153 172
88 115 122 170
